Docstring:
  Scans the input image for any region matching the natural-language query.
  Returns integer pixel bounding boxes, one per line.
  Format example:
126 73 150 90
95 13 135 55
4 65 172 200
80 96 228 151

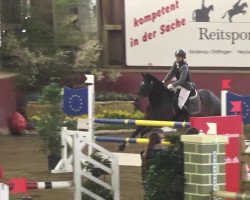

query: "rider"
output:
233 0 241 9
162 49 195 113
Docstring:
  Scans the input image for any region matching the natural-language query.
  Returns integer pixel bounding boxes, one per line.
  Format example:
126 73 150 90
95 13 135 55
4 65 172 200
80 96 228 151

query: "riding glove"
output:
167 84 174 90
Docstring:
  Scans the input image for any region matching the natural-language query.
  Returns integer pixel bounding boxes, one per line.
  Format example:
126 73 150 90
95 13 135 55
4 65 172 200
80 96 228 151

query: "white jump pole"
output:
221 90 228 116
7 181 73 190
85 74 95 155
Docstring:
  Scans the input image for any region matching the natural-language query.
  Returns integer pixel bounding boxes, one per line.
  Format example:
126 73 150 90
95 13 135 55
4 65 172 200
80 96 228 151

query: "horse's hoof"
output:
118 144 126 151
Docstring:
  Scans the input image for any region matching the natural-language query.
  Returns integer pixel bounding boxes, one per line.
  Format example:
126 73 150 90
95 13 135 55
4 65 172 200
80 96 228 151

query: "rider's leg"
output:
178 88 191 110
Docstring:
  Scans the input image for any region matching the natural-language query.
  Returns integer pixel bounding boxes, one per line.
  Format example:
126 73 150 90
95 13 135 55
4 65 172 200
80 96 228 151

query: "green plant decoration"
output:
96 92 134 101
36 83 63 155
143 135 184 200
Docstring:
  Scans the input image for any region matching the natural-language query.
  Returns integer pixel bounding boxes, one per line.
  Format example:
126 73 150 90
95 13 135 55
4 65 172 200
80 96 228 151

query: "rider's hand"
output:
162 80 165 84
167 84 174 90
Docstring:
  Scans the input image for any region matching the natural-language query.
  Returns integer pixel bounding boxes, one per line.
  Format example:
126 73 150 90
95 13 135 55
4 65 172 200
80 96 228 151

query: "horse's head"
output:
242 2 248 8
209 5 214 11
136 73 158 96
135 72 165 102
135 72 177 121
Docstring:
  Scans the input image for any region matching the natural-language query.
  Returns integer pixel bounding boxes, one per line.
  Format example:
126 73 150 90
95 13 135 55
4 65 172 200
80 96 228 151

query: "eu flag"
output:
226 92 250 124
63 87 88 116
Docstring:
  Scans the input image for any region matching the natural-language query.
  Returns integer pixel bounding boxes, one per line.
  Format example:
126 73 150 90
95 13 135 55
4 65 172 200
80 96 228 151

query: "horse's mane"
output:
140 73 176 120
144 73 165 89
143 73 173 97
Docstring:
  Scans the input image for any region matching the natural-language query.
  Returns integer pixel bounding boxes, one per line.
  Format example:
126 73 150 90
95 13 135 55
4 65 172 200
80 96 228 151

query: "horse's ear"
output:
141 72 145 77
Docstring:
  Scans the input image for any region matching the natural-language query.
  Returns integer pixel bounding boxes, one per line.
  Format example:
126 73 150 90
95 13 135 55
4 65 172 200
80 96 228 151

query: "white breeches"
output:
177 87 190 109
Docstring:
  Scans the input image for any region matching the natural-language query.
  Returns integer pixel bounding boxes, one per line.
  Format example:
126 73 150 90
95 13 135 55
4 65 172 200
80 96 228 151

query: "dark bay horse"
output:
119 73 221 151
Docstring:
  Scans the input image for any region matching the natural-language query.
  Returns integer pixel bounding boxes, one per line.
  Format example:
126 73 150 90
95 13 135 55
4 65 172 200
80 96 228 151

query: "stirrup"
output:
182 105 189 114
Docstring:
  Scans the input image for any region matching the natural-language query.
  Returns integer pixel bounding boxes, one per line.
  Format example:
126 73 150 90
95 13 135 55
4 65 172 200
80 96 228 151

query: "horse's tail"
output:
221 11 227 19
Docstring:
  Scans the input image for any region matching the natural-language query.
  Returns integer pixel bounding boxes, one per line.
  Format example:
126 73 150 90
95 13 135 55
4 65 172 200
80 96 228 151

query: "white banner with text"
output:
125 0 250 67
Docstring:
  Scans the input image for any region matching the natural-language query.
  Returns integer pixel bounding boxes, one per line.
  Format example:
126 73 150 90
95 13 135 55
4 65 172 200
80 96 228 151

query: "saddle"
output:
173 89 201 116
187 90 202 115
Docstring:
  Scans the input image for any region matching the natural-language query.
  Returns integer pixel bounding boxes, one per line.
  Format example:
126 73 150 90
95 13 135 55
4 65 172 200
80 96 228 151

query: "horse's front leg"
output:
118 126 146 151
140 126 153 137
130 126 146 138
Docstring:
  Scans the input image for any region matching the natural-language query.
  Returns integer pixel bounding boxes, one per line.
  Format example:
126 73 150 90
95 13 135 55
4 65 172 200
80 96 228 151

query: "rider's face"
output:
175 56 183 63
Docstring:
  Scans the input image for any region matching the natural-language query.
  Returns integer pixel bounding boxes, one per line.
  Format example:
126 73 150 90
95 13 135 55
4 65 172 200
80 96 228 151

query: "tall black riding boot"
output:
181 105 190 118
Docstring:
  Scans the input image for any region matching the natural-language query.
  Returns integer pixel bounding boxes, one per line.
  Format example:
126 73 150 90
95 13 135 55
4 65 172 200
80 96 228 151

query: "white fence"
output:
73 133 120 200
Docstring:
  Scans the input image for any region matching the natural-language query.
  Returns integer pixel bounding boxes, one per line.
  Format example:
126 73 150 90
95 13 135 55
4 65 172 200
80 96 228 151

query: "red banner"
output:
190 115 243 195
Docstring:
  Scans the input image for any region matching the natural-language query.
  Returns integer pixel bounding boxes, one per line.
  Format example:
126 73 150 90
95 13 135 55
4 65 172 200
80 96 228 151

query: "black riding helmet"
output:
175 49 186 59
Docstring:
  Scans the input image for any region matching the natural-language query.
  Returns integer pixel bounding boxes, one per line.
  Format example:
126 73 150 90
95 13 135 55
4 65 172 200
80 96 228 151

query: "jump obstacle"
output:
53 125 164 173
53 118 174 174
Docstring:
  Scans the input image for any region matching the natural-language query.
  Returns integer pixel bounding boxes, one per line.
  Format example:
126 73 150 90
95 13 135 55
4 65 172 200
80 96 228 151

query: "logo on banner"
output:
225 157 239 164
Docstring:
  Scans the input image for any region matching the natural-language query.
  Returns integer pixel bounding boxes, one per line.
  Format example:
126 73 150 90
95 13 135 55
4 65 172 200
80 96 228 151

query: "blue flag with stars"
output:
63 87 88 116
226 92 250 124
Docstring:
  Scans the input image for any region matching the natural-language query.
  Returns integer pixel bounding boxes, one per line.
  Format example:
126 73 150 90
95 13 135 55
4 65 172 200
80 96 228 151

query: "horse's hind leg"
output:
118 126 145 151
